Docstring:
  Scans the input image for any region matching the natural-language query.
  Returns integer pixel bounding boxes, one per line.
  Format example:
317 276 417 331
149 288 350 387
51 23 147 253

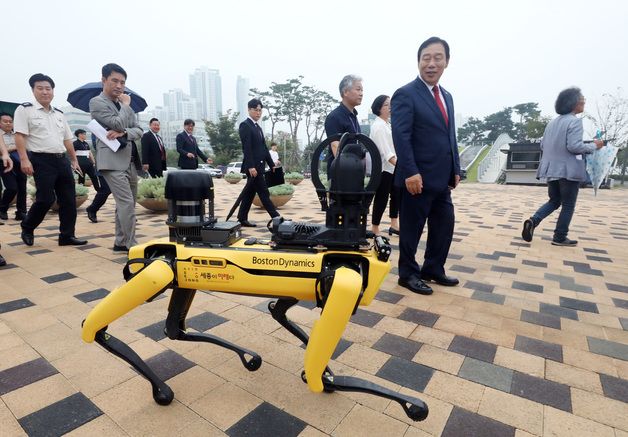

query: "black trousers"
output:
371 171 399 226
0 152 27 214
86 173 111 213
22 153 76 239
237 167 279 221
398 187 454 280
77 157 101 191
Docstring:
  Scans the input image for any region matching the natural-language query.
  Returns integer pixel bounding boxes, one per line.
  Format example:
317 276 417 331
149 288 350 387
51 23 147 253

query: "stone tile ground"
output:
0 181 626 436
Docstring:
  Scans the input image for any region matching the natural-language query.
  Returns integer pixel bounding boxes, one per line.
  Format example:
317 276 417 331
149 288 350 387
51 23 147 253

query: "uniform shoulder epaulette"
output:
21 102 33 107
54 107 63 113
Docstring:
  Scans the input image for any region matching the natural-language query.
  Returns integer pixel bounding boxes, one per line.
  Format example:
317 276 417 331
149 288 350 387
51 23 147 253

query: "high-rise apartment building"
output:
189 67 222 123
236 75 250 124
162 89 198 122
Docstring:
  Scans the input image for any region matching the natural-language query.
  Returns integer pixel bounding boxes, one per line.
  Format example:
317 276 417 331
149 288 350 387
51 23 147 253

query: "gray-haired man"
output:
324 74 363 172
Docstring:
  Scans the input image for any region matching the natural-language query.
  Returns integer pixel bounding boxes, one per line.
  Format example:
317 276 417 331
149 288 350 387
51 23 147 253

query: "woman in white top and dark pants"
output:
370 95 399 236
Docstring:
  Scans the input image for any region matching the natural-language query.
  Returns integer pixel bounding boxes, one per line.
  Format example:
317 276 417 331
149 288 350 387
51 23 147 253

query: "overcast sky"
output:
4 0 627 131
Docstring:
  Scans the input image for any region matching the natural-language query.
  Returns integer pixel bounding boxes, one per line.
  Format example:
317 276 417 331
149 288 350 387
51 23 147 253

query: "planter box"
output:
51 194 88 211
285 178 303 185
253 194 293 208
225 177 242 184
138 198 168 212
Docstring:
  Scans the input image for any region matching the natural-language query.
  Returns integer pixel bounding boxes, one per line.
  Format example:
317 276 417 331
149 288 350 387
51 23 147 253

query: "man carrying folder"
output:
89 63 143 252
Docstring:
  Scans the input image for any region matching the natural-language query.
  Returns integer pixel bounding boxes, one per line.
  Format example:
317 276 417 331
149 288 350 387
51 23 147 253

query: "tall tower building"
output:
189 66 222 123
236 75 250 124
162 88 198 121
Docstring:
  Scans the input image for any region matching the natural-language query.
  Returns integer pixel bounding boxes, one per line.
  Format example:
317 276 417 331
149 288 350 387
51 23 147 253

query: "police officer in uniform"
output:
73 129 100 190
14 73 87 247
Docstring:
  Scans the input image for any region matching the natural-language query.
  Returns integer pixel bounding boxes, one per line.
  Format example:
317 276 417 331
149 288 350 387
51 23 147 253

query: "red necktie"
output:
432 86 449 126
156 134 165 160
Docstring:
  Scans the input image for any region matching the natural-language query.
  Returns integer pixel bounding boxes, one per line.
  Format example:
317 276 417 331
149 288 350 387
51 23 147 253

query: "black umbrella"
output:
0 101 20 117
67 82 148 113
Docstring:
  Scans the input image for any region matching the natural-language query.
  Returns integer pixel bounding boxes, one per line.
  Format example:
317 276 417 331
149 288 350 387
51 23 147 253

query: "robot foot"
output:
95 330 174 405
175 331 262 371
301 371 428 422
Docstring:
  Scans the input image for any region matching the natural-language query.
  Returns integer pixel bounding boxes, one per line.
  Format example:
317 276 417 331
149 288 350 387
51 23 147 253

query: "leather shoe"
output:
112 245 129 253
21 231 34 246
59 236 88 246
421 272 459 286
87 210 98 223
0 253 6 267
388 227 399 236
15 211 26 221
398 276 433 295
521 218 534 242
239 220 257 227
0 211 7 220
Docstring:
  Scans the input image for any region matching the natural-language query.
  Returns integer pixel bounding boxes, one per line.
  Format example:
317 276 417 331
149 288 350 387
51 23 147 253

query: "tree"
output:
586 88 628 184
512 102 542 141
303 87 336 148
204 110 241 165
457 102 548 143
457 116 486 143
483 107 515 141
249 88 283 141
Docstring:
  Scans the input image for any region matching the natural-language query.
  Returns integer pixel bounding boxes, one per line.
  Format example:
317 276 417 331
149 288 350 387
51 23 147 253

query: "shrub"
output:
225 172 243 180
137 177 166 201
284 172 304 180
75 184 89 196
268 183 295 196
28 184 89 197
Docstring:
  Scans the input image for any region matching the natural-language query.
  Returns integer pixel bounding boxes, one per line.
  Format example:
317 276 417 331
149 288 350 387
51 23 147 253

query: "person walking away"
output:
521 87 605 246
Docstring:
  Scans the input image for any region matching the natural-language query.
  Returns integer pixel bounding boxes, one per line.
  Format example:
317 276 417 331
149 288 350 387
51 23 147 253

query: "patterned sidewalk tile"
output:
0 182 626 435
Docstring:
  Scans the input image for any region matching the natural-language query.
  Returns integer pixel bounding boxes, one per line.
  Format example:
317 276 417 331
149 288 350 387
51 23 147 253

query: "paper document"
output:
86 119 121 152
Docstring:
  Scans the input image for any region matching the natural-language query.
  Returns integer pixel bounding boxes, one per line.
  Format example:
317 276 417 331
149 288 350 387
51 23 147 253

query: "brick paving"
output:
0 180 627 436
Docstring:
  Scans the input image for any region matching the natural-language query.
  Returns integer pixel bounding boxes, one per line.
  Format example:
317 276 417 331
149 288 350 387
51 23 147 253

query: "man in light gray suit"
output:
522 87 605 247
89 63 143 252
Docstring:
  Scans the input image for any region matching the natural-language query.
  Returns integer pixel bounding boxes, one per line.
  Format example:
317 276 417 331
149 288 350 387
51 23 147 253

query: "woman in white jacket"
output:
370 95 400 236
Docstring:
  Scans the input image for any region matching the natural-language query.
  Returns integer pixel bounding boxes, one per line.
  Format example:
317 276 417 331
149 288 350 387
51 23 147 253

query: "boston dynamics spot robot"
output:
81 133 429 421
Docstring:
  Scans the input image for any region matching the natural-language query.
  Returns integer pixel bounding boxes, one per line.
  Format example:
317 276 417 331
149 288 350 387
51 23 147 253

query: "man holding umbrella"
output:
89 63 143 252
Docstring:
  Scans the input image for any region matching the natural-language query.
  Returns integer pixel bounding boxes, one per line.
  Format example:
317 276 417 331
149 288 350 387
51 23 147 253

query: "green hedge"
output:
268 183 295 196
137 177 166 201
284 172 304 180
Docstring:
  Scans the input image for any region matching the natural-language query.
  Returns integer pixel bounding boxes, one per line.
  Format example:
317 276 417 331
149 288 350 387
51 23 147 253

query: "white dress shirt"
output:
370 116 396 174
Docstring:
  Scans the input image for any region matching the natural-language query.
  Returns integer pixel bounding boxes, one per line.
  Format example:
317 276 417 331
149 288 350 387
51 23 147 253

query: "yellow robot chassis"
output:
81 134 429 421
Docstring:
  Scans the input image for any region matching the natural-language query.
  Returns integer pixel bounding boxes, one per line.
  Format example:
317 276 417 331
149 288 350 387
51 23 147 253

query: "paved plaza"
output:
0 180 627 436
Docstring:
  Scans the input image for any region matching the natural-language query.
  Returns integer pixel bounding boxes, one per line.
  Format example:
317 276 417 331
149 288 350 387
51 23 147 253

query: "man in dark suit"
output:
141 118 167 177
236 98 279 227
176 119 211 169
391 36 461 295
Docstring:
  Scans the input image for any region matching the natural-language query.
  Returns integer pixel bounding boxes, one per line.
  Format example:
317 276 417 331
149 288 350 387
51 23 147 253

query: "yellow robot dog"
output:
81 134 428 421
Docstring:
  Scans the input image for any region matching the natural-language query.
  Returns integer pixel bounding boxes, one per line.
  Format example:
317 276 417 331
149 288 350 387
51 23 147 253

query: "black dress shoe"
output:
112 245 129 253
239 220 257 227
59 236 88 246
388 227 400 236
421 272 459 286
15 211 26 221
398 276 433 295
0 211 7 220
21 231 34 246
87 210 98 223
0 253 6 267
521 218 534 242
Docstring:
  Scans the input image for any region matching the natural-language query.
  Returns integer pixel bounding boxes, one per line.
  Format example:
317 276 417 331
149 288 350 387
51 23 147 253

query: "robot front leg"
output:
82 259 176 405
301 266 430 422
164 287 262 371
